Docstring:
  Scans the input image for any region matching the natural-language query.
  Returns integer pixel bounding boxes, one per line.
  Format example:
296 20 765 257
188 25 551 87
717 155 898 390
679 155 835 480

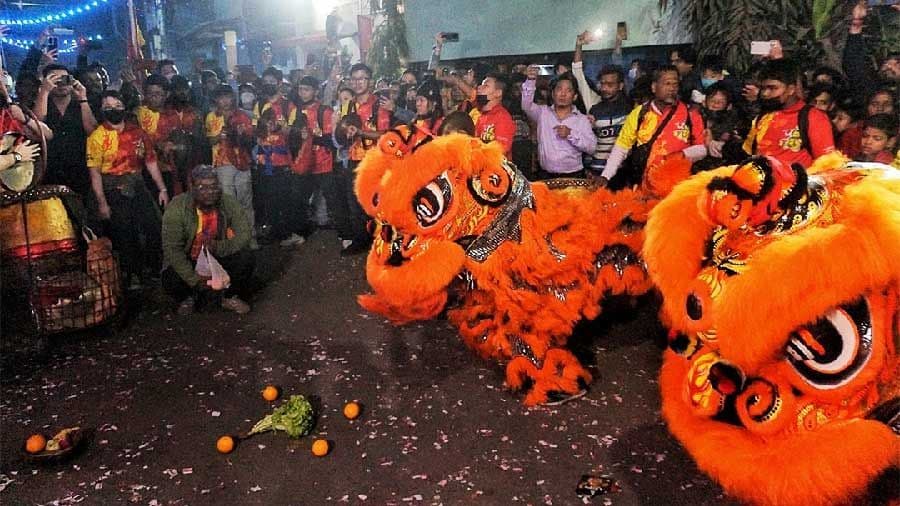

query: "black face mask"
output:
475 94 489 108
102 109 126 124
261 84 278 98
758 97 784 114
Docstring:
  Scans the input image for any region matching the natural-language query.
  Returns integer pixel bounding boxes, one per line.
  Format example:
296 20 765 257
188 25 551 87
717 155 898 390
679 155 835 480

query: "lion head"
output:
354 128 525 323
645 153 900 505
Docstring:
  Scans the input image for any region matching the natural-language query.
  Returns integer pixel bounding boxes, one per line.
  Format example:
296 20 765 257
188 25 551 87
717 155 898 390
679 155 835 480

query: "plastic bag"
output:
194 246 231 290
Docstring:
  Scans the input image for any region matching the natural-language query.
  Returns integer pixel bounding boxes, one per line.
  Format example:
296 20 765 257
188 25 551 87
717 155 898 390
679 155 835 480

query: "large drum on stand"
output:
1 132 121 335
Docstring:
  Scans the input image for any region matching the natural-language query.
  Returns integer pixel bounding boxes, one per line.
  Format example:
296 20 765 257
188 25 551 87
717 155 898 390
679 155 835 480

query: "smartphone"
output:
617 22 628 40
443 32 459 43
46 36 58 53
750 40 772 56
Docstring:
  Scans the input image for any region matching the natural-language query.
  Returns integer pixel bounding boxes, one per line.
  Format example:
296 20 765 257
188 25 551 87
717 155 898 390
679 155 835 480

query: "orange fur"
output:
355 129 653 404
646 155 900 505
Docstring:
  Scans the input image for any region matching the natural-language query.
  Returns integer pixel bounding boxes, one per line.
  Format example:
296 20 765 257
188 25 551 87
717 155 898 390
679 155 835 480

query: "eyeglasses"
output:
194 184 221 192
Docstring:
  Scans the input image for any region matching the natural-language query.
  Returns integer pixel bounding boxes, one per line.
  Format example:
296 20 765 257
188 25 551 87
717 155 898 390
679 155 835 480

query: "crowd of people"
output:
1 2 897 317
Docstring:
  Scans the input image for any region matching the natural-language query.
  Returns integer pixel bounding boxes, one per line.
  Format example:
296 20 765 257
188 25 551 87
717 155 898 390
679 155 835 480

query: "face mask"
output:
240 92 255 107
701 77 718 89
261 84 278 98
102 109 126 124
758 97 783 114
628 68 638 80
475 94 489 107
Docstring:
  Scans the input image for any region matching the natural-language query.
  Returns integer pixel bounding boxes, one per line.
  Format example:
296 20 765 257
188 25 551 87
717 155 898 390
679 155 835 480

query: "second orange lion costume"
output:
354 128 652 405
644 153 900 505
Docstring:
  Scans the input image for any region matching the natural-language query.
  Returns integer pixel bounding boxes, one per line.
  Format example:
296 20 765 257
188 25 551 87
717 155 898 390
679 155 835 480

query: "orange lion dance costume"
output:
355 128 652 405
645 152 899 505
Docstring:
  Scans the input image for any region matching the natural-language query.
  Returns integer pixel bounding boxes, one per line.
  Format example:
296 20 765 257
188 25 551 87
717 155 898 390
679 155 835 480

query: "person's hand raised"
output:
526 65 539 81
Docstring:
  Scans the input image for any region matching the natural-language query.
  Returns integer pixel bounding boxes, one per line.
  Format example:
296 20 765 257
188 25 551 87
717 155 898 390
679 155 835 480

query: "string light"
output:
0 0 110 26
1 35 104 54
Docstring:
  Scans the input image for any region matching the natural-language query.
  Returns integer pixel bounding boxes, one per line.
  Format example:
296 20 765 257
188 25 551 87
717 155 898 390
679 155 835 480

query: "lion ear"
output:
468 158 514 206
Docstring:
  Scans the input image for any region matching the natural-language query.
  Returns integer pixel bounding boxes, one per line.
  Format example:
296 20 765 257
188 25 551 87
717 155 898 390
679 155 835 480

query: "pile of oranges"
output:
216 385 362 457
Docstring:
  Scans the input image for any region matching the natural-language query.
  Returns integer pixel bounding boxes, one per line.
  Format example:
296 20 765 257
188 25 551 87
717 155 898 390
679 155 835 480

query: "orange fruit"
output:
216 435 235 454
343 401 361 420
311 439 329 457
262 385 279 402
25 434 46 454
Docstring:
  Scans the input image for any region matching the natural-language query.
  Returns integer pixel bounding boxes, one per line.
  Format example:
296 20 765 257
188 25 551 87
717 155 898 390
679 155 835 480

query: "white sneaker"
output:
221 296 251 314
280 233 304 248
294 236 306 247
341 239 354 249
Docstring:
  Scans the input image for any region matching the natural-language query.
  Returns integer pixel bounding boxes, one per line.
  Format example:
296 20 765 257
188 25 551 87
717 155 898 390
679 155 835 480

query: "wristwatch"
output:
12 152 22 163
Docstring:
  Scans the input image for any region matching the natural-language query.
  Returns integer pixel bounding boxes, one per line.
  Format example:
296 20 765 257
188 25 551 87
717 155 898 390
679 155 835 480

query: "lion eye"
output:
785 298 873 390
413 172 452 227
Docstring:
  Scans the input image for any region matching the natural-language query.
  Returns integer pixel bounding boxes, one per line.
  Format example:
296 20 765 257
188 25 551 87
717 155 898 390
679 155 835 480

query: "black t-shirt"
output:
44 98 90 196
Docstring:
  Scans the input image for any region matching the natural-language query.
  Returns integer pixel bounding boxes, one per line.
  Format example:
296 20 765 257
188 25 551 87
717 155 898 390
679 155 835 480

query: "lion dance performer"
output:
354 126 652 405
644 153 899 505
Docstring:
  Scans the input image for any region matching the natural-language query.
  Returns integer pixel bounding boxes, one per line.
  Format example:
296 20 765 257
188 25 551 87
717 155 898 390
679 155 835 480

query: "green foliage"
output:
367 0 410 80
249 395 315 439
660 0 898 74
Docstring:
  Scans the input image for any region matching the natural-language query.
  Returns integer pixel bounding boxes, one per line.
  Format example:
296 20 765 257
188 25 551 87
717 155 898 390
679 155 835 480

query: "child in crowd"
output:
855 113 897 164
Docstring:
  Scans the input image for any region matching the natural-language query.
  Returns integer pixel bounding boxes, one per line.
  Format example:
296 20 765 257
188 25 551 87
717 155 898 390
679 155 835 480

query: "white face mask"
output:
628 68 638 80
240 92 255 107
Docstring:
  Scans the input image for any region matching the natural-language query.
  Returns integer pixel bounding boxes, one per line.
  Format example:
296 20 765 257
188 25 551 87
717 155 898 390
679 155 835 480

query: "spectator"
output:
87 90 169 289
599 65 706 189
742 59 834 168
670 46 701 104
437 110 476 136
159 75 203 194
0 71 50 144
695 55 740 105
522 68 596 179
137 74 175 194
254 107 300 247
855 113 897 164
157 59 179 83
843 3 900 104
196 69 221 116
400 69 418 87
506 73 536 176
334 63 390 256
695 82 743 172
14 72 41 110
161 165 253 316
473 72 515 157
74 65 105 116
205 85 256 249
810 66 845 90
807 82 837 113
238 83 257 116
35 63 97 198
412 81 444 134
571 32 631 177
292 75 337 242
838 88 895 158
832 100 863 145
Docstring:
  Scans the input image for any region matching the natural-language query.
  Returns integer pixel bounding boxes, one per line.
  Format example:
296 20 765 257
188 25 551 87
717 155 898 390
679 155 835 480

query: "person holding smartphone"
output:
34 63 97 199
